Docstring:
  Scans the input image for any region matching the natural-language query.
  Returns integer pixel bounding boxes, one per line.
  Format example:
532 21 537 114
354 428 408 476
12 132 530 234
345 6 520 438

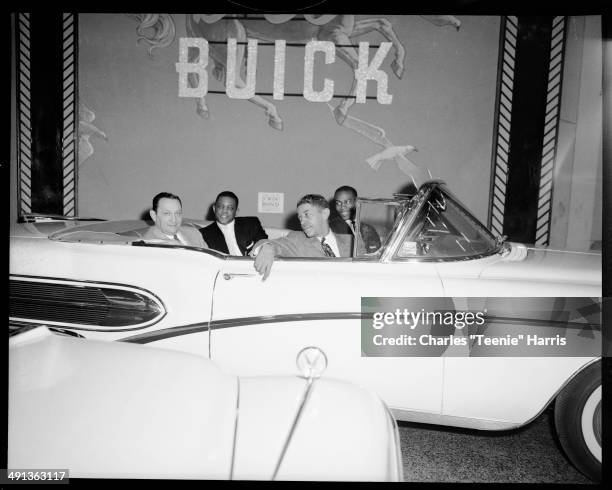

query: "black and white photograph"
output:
7 2 609 484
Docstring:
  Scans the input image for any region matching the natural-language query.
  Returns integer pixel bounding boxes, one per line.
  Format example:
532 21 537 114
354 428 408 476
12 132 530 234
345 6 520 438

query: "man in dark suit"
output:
330 185 382 254
252 194 356 280
199 191 268 256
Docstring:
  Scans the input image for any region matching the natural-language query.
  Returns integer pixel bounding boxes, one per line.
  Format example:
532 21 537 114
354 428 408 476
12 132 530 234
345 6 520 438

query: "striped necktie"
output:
320 237 336 257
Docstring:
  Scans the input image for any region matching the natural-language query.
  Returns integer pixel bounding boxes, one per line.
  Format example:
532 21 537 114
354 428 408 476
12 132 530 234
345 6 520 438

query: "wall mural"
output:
78 99 107 164
129 13 460 185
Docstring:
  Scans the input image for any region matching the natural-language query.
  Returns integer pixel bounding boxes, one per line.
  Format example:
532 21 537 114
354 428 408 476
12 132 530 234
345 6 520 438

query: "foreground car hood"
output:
8 329 402 481
9 329 238 479
481 245 601 287
235 376 400 481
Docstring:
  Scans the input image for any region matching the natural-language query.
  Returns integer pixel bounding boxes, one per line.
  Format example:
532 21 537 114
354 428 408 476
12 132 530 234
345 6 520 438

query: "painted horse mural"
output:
129 14 460 182
130 14 460 130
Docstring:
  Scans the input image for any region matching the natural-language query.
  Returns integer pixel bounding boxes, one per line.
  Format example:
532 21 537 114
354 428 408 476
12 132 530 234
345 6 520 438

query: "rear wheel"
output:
554 361 601 482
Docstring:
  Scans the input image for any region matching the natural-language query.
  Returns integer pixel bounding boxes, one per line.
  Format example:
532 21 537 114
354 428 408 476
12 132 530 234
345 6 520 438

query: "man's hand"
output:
253 242 276 281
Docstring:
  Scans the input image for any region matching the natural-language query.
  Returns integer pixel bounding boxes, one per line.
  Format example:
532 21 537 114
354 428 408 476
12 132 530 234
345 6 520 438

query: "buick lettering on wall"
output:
9 181 602 481
129 14 460 183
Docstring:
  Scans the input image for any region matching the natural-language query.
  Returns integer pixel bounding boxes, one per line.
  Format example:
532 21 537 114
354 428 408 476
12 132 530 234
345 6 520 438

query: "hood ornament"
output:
296 346 328 379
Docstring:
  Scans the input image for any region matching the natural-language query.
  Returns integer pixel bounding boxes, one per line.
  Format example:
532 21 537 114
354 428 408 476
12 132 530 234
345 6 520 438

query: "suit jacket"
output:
329 215 382 254
199 217 268 256
254 230 355 258
142 225 206 248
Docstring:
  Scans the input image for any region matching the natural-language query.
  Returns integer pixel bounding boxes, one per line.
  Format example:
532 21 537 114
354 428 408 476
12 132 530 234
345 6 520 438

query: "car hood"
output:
9 328 239 479
480 244 601 286
234 376 398 481
8 328 398 480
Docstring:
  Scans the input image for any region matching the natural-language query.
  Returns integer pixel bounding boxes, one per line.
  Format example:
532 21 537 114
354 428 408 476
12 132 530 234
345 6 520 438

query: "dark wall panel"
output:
503 16 554 243
29 12 64 214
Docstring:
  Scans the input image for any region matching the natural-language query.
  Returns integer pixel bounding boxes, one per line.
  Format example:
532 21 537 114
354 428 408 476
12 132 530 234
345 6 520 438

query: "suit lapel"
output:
150 227 166 240
334 232 351 257
234 218 246 254
331 215 351 235
309 236 323 255
212 223 230 254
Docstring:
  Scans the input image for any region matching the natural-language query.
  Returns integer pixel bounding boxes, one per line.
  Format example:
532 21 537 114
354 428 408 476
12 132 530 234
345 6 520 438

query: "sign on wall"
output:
258 192 284 213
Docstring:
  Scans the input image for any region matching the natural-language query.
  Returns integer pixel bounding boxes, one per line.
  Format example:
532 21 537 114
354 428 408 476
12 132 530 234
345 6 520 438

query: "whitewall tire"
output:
554 361 601 482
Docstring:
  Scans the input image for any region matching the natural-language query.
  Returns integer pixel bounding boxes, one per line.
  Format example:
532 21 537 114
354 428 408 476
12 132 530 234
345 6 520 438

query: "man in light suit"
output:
143 192 207 247
199 191 268 256
252 194 356 280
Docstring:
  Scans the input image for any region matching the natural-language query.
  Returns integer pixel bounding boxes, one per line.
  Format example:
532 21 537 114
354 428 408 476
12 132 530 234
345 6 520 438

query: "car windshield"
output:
396 186 498 259
353 198 411 259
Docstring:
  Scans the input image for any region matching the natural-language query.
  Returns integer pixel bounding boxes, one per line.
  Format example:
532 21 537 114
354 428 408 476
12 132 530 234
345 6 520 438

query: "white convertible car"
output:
9 325 403 480
9 181 602 481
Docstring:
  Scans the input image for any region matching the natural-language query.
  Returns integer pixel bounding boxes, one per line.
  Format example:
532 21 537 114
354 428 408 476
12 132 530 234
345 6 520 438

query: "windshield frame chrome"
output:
354 181 503 263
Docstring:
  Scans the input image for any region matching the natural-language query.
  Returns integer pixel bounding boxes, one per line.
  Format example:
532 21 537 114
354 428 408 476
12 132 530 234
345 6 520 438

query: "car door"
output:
210 253 446 415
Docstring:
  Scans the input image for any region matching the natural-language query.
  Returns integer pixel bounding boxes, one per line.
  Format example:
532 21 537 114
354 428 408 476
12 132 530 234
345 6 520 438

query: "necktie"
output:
346 219 356 235
320 237 336 257
173 233 184 245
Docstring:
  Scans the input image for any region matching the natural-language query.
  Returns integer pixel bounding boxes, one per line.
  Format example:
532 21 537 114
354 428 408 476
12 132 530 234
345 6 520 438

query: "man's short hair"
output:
152 192 182 211
297 194 329 209
334 185 358 198
215 191 239 208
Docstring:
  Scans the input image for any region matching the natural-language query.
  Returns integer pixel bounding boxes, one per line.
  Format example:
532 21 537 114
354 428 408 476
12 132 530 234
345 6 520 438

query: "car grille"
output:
9 278 165 329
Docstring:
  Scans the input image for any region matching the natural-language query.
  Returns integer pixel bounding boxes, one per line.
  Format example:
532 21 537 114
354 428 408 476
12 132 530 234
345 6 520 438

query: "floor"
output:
398 407 594 483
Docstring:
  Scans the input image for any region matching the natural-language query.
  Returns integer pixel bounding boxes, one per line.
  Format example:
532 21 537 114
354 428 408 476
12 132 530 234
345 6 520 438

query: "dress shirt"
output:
217 220 242 256
173 231 186 245
319 231 340 257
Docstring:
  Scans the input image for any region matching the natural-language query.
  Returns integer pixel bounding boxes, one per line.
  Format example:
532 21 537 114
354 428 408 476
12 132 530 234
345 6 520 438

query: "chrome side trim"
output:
389 248 501 263
483 315 600 330
117 311 600 344
119 313 365 343
18 214 106 223
120 321 211 343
